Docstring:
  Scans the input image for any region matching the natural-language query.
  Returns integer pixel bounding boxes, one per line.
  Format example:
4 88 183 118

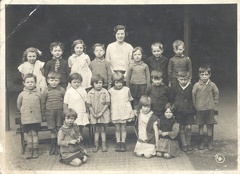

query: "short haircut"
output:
50 42 64 52
132 46 143 55
113 25 128 36
139 95 151 109
22 47 40 64
165 103 175 113
93 43 105 51
63 108 77 120
151 70 163 80
112 72 124 84
47 71 61 79
23 73 36 82
173 40 185 50
199 64 211 75
91 74 105 86
151 42 163 51
71 39 86 54
68 73 82 83
177 70 190 78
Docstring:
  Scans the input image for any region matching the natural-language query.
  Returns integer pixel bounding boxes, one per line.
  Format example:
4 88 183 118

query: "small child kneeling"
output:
58 108 88 167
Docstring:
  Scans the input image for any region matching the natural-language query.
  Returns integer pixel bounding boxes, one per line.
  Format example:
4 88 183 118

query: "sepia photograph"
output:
1 0 238 173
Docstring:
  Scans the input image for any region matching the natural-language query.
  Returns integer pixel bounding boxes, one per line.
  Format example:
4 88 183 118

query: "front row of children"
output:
17 64 219 166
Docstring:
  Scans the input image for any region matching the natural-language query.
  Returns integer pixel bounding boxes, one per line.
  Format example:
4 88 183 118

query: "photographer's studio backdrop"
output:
5 4 237 130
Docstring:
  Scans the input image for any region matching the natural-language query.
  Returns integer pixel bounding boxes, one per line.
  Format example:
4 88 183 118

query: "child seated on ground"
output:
58 108 88 167
134 95 159 158
156 104 181 159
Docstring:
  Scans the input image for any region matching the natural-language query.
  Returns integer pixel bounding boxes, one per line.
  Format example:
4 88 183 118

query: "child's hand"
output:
168 82 171 88
69 140 78 144
96 112 103 118
159 130 163 135
161 132 168 137
133 110 138 116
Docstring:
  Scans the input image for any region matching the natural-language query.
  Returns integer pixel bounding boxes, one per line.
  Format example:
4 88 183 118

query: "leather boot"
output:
32 148 39 159
49 138 56 155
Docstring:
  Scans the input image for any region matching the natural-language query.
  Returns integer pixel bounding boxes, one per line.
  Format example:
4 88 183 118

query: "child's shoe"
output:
120 142 126 152
198 135 205 150
93 146 99 153
49 139 56 155
32 148 39 159
102 144 108 152
182 146 188 152
187 145 193 151
54 145 60 155
207 136 214 150
115 142 121 152
25 148 32 159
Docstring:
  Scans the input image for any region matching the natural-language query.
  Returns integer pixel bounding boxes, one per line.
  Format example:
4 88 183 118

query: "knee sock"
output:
180 130 187 146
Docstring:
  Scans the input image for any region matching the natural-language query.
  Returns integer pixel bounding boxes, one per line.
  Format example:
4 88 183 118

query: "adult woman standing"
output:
106 25 133 79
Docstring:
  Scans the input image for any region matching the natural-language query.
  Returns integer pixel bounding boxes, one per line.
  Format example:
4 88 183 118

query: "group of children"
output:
16 25 219 167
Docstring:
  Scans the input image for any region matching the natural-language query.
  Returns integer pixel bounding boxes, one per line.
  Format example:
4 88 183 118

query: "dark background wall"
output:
5 4 237 91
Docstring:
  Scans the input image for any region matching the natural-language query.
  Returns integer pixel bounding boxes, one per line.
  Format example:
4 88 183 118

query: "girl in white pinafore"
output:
68 39 92 89
18 47 47 92
108 72 134 152
64 73 89 135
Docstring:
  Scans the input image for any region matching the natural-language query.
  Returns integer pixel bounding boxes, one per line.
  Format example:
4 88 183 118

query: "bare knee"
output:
144 154 152 158
82 155 87 163
135 153 142 157
156 152 163 157
70 158 82 167
163 153 172 159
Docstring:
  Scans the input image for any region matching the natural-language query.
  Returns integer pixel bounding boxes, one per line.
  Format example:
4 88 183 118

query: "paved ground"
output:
2 83 238 173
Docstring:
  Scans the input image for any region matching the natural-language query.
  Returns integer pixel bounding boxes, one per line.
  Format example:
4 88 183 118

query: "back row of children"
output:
17 25 219 166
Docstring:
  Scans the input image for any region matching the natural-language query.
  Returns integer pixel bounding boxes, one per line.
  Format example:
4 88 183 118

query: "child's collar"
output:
199 79 210 85
175 54 184 57
23 87 37 92
52 57 62 60
179 82 190 89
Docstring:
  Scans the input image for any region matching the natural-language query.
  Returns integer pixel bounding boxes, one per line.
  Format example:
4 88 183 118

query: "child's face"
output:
151 45 163 58
47 78 60 88
27 52 37 64
93 80 103 91
114 80 123 90
177 76 189 87
152 78 163 86
51 46 63 59
65 116 75 127
94 46 105 59
164 108 173 119
23 77 36 90
173 44 184 56
71 79 81 89
74 44 84 56
133 50 142 62
142 105 151 114
199 71 211 83
115 29 125 43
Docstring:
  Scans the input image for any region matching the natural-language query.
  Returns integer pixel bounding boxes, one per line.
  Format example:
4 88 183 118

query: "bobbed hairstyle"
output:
151 42 164 51
47 71 61 80
112 72 124 84
198 64 211 75
165 103 175 113
71 39 86 54
23 73 37 82
91 74 105 87
113 25 128 36
68 73 82 83
132 46 143 56
50 42 64 52
139 95 151 109
151 70 163 80
173 40 185 50
22 47 41 64
63 108 78 120
92 43 105 52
